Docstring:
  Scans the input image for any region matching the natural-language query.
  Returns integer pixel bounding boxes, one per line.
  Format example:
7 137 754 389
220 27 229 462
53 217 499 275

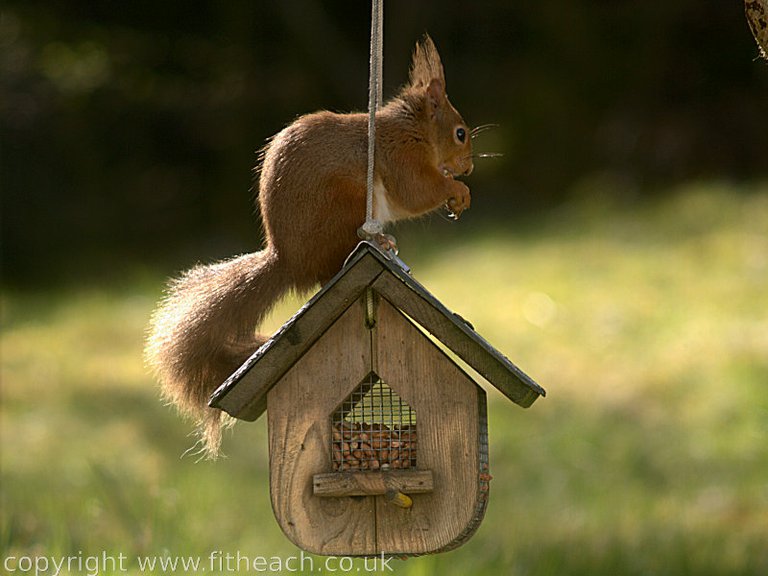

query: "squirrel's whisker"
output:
470 124 500 139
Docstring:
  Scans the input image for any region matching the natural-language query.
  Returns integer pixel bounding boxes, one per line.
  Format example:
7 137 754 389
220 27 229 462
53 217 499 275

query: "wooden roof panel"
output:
210 242 545 421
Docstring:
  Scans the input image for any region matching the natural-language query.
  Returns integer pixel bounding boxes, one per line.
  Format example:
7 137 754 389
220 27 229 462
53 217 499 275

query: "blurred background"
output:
2 1 767 575
3 0 767 283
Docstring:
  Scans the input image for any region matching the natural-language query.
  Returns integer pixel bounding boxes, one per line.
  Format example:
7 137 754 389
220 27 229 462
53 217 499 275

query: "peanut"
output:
331 421 417 472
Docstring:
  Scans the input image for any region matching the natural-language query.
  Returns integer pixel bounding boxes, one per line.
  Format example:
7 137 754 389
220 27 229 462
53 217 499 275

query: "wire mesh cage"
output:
331 372 417 472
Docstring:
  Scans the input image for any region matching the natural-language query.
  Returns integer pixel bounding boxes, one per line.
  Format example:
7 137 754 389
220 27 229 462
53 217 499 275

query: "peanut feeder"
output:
211 242 544 556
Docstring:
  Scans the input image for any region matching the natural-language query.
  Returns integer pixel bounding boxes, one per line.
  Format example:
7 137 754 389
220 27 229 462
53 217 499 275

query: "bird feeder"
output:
210 242 545 556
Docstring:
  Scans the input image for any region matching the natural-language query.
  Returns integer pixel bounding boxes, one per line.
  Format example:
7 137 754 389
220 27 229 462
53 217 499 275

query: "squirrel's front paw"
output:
446 182 471 220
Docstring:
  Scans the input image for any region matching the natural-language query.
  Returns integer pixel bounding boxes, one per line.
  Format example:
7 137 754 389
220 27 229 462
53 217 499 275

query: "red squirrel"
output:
145 35 474 457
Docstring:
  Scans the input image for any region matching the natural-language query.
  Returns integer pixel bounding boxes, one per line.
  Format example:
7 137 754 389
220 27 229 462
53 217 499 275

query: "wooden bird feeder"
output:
210 242 545 557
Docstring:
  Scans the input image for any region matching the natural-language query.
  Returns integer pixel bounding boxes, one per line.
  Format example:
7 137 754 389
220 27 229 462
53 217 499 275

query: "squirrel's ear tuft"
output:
409 34 446 90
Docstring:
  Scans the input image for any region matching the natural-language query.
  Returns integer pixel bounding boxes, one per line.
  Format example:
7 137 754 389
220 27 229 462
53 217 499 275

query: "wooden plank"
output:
210 248 383 421
371 298 485 555
364 243 543 404
370 272 544 407
267 301 378 556
211 241 543 422
313 470 434 497
437 388 490 552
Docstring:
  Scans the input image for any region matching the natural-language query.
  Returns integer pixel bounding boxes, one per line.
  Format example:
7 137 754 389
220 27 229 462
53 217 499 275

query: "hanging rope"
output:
360 0 384 238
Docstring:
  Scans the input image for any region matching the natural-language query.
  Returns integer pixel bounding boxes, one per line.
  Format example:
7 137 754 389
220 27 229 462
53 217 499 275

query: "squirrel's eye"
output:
456 127 466 143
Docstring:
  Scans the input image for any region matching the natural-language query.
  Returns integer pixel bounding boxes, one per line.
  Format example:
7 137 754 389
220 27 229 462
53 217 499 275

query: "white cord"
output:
361 0 384 237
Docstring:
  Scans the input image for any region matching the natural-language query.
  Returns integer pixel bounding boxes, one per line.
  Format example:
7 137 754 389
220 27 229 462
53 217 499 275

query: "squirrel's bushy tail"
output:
145 248 289 458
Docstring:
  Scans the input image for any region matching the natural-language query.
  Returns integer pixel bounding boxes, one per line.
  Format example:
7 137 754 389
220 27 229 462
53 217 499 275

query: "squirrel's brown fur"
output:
145 35 473 457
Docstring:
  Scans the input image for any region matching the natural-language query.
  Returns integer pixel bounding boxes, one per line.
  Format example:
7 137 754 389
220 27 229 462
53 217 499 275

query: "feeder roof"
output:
210 242 545 421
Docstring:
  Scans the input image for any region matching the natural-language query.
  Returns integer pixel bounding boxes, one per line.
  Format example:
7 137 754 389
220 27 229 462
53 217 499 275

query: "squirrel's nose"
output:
464 163 474 176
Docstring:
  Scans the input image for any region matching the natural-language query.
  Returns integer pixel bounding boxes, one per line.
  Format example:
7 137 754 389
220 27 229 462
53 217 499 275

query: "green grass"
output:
2 182 767 575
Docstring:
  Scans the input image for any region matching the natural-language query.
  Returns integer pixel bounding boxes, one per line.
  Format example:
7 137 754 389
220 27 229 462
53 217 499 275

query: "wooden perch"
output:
313 470 433 498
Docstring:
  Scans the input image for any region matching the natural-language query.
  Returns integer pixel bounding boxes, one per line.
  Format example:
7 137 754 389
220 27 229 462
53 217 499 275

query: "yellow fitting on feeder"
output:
385 489 413 509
